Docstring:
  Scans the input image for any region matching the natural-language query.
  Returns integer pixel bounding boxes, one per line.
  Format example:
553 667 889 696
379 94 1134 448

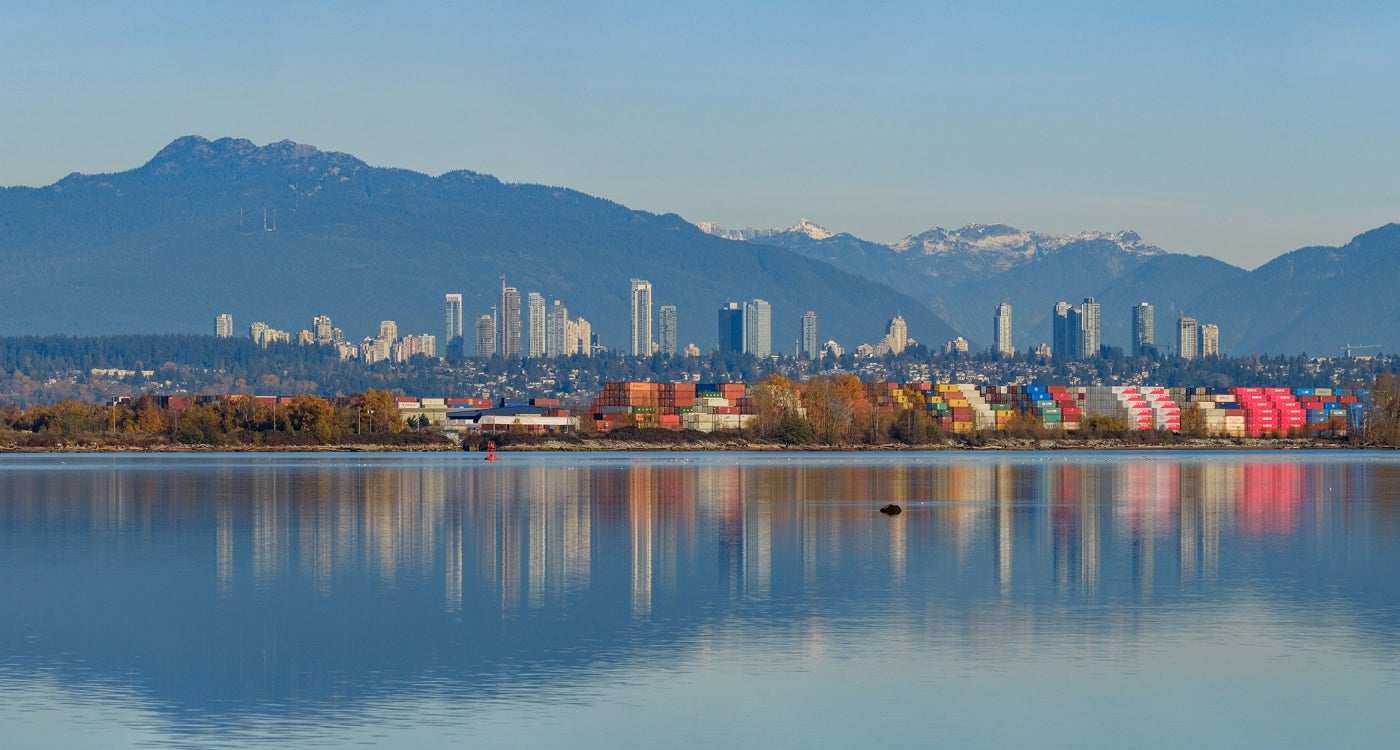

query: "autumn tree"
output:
1361 371 1400 446
801 374 869 445
356 389 405 434
283 394 341 443
890 388 940 445
173 404 223 445
749 374 804 439
1178 403 1208 438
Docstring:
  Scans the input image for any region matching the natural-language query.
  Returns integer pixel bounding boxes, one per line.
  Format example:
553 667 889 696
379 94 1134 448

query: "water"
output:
2 451 1400 748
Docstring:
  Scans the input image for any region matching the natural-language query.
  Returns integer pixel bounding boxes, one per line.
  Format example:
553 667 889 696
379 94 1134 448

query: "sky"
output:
2 1 1398 269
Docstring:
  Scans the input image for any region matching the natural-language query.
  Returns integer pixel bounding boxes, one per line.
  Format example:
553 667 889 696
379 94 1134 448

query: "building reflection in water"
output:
3 454 1396 630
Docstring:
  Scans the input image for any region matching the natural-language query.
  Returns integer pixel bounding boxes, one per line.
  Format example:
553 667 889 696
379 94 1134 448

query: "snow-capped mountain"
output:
695 218 836 243
698 219 1166 274
892 223 1164 258
694 217 1241 351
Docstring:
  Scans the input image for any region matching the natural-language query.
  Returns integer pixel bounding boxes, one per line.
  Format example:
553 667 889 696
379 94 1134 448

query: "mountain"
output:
1181 224 1400 356
0 137 958 351
692 218 835 243
704 216 1400 355
701 219 1212 349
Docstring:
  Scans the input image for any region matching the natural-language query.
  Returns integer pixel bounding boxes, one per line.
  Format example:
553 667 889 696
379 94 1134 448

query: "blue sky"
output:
2 1 1397 268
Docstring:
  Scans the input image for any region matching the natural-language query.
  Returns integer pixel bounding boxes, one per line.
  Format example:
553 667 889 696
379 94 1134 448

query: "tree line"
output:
0 390 450 448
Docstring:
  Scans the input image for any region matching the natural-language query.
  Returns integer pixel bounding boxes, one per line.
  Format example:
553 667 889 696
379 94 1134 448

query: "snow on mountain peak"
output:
892 224 1164 258
695 218 835 242
789 218 834 240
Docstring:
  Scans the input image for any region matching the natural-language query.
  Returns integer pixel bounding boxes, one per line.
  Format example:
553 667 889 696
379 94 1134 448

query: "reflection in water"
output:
5 456 1400 608
2 453 1400 747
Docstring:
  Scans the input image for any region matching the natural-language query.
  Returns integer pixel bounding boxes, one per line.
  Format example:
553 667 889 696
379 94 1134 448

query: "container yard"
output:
584 381 1366 436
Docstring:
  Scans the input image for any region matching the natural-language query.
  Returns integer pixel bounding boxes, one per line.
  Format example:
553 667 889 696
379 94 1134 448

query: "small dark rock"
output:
879 504 902 515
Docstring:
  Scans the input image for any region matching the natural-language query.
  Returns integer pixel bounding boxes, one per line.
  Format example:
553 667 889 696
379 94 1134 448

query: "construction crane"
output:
1340 343 1381 358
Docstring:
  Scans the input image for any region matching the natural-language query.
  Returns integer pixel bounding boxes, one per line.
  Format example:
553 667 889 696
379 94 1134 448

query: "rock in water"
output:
879 504 902 515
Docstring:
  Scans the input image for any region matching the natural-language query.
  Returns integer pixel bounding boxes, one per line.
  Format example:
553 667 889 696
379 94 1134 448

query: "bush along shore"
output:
0 390 455 451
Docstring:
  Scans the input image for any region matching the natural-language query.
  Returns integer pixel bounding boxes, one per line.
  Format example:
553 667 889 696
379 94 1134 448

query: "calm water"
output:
2 451 1400 748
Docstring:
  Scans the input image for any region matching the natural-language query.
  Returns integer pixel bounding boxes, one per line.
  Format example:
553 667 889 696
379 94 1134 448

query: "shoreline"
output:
0 437 1376 454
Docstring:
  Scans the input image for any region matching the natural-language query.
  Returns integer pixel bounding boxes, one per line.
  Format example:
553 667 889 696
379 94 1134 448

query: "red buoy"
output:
484 440 499 461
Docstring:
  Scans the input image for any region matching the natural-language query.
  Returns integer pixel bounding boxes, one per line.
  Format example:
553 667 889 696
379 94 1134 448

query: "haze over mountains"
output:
0 137 955 351
0 135 1395 357
698 219 1400 356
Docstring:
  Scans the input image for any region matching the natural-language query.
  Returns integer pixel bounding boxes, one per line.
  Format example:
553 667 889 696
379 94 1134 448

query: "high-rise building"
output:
801 311 819 359
630 279 653 356
993 303 1013 357
1201 323 1219 357
886 315 909 355
567 317 592 356
313 315 333 344
394 333 437 362
744 299 772 356
216 313 233 339
378 320 398 343
718 302 744 354
1079 297 1100 358
500 287 521 357
249 321 268 344
444 293 463 344
546 300 569 357
1052 301 1074 359
474 314 496 357
526 292 546 358
1178 315 1199 360
1132 302 1155 356
658 304 678 356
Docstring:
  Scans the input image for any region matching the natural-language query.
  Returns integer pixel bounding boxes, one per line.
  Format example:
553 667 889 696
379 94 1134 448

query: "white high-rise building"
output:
546 300 569 357
567 317 593 356
216 313 233 339
801 311 819 359
658 304 678 356
1178 315 1199 360
474 314 496 357
313 315 333 344
744 298 772 356
886 315 909 355
378 320 398 343
1201 323 1219 357
526 292 546 358
630 279 653 356
1079 298 1100 358
993 303 1013 357
444 293 463 343
1052 301 1074 358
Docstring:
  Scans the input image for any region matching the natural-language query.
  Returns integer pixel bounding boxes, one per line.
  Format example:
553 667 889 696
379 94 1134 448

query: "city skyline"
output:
217 289 1227 364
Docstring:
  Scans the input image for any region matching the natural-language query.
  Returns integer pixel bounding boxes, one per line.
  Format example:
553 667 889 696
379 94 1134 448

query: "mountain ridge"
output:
698 217 1400 355
0 136 958 353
